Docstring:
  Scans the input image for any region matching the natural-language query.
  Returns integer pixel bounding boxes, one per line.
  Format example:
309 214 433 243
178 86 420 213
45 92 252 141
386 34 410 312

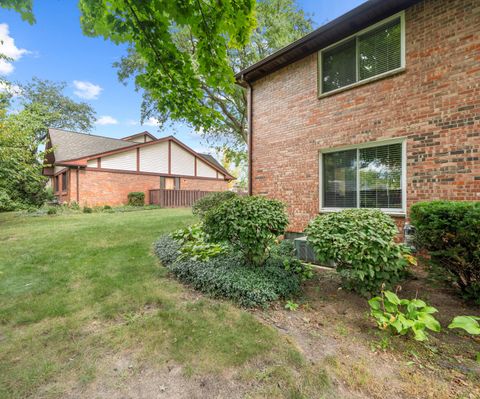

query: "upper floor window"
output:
320 13 404 94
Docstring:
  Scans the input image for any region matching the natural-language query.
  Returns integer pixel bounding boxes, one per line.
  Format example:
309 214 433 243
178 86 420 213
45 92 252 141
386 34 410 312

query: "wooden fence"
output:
149 189 218 208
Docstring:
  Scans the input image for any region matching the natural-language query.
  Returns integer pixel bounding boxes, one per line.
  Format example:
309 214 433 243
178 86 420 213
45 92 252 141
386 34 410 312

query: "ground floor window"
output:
61 172 68 191
54 175 59 192
321 141 405 213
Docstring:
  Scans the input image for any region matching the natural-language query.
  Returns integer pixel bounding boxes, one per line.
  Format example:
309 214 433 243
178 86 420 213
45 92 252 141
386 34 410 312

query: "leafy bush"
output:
83 206 93 213
369 290 441 341
192 191 236 218
272 240 314 281
69 201 80 210
154 235 305 307
410 201 480 302
203 196 289 266
154 235 182 265
47 207 57 215
127 191 145 206
306 209 411 296
103 205 112 210
171 223 226 261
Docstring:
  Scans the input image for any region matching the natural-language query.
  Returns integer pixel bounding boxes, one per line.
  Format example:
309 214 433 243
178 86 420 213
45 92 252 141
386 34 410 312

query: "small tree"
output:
203 196 288 266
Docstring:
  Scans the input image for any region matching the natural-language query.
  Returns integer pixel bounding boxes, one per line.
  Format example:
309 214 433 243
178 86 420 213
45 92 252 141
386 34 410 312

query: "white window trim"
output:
318 11 406 97
318 138 407 215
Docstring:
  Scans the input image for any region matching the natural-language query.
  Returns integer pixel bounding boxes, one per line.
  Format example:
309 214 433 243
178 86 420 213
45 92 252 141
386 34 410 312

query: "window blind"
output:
322 39 356 93
323 149 357 208
359 143 402 209
358 18 401 81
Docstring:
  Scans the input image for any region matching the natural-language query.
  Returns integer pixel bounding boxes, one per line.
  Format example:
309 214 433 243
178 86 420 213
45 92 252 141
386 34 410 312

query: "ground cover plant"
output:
0 209 336 399
306 209 413 296
411 200 480 303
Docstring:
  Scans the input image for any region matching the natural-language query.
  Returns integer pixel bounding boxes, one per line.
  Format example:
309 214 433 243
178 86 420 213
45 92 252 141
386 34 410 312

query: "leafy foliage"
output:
153 235 182 266
203 196 289 266
113 0 313 151
79 0 255 141
410 201 480 302
127 192 145 206
171 223 227 262
285 300 299 311
369 291 441 341
448 316 480 335
306 209 411 296
192 191 237 219
0 0 35 23
154 235 304 308
83 207 93 214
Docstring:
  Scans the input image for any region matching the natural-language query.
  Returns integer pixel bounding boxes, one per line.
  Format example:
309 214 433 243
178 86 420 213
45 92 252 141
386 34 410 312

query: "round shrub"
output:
411 201 480 302
103 205 112 210
306 209 410 297
203 195 289 266
192 191 236 218
83 206 93 214
127 192 145 206
47 207 57 215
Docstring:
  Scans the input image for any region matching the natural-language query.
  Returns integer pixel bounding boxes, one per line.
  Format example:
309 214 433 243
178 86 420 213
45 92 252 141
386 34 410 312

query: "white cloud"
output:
96 115 118 125
73 80 103 100
0 23 29 75
143 117 161 127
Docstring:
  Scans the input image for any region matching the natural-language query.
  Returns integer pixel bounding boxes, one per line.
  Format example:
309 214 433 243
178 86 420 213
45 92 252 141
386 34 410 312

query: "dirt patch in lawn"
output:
254 264 480 399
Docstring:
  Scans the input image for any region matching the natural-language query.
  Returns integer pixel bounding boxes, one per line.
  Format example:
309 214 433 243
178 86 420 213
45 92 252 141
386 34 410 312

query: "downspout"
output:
76 166 80 203
244 76 253 196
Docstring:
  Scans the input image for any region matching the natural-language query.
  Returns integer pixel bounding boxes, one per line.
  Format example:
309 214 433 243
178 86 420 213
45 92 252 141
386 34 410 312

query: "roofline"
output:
57 136 235 180
121 131 157 141
48 127 135 143
236 0 421 84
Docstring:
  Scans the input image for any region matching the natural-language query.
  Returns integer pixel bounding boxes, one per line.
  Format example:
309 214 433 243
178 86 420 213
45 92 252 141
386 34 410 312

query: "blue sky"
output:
0 0 364 153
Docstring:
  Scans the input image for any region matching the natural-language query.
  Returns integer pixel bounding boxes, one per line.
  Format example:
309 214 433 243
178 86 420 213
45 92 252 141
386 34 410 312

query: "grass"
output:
0 209 331 398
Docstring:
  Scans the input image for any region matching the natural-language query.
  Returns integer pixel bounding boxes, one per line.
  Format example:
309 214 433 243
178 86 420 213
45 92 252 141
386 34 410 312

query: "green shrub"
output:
192 191 236 218
203 196 289 266
103 205 112 210
47 207 57 215
127 192 145 206
369 290 441 341
306 209 411 297
83 206 93 214
69 201 80 210
154 235 305 307
171 223 227 261
410 201 480 302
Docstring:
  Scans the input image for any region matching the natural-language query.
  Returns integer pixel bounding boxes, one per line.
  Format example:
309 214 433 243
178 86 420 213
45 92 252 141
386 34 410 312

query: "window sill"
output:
320 208 406 217
318 67 406 99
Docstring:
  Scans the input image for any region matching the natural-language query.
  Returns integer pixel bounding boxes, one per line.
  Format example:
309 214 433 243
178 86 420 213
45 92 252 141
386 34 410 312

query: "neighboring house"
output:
43 129 233 206
237 0 479 234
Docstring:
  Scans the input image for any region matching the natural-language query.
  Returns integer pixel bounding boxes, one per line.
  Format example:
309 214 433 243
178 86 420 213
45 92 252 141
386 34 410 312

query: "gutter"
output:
245 77 253 196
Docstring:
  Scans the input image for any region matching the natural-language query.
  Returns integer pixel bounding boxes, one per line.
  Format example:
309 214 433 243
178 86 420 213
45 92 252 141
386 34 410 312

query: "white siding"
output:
197 159 217 178
171 142 195 176
139 141 168 173
129 137 145 143
54 166 67 174
87 159 98 168
145 136 153 142
101 149 137 171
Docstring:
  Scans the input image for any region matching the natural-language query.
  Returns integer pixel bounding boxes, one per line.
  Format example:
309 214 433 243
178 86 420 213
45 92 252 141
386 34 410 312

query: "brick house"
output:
237 0 479 234
42 129 233 206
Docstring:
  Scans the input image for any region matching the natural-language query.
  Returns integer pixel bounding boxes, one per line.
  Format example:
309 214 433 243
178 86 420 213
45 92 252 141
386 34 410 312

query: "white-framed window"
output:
319 12 405 95
319 139 407 214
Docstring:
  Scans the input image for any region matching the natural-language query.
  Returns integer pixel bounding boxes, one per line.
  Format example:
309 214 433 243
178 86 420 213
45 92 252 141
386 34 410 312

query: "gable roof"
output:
47 128 234 180
122 131 157 141
236 0 421 84
198 153 230 176
49 128 134 163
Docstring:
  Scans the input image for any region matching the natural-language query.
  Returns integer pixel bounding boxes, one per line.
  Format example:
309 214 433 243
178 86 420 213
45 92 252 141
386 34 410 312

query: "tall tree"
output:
19 78 96 142
79 0 256 139
115 0 313 152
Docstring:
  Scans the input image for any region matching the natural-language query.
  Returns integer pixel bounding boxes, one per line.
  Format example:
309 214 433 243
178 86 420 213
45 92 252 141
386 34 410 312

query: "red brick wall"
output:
181 177 228 191
65 169 228 207
250 0 480 233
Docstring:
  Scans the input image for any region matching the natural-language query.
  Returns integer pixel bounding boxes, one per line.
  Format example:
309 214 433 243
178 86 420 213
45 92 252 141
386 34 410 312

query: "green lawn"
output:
0 209 331 398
